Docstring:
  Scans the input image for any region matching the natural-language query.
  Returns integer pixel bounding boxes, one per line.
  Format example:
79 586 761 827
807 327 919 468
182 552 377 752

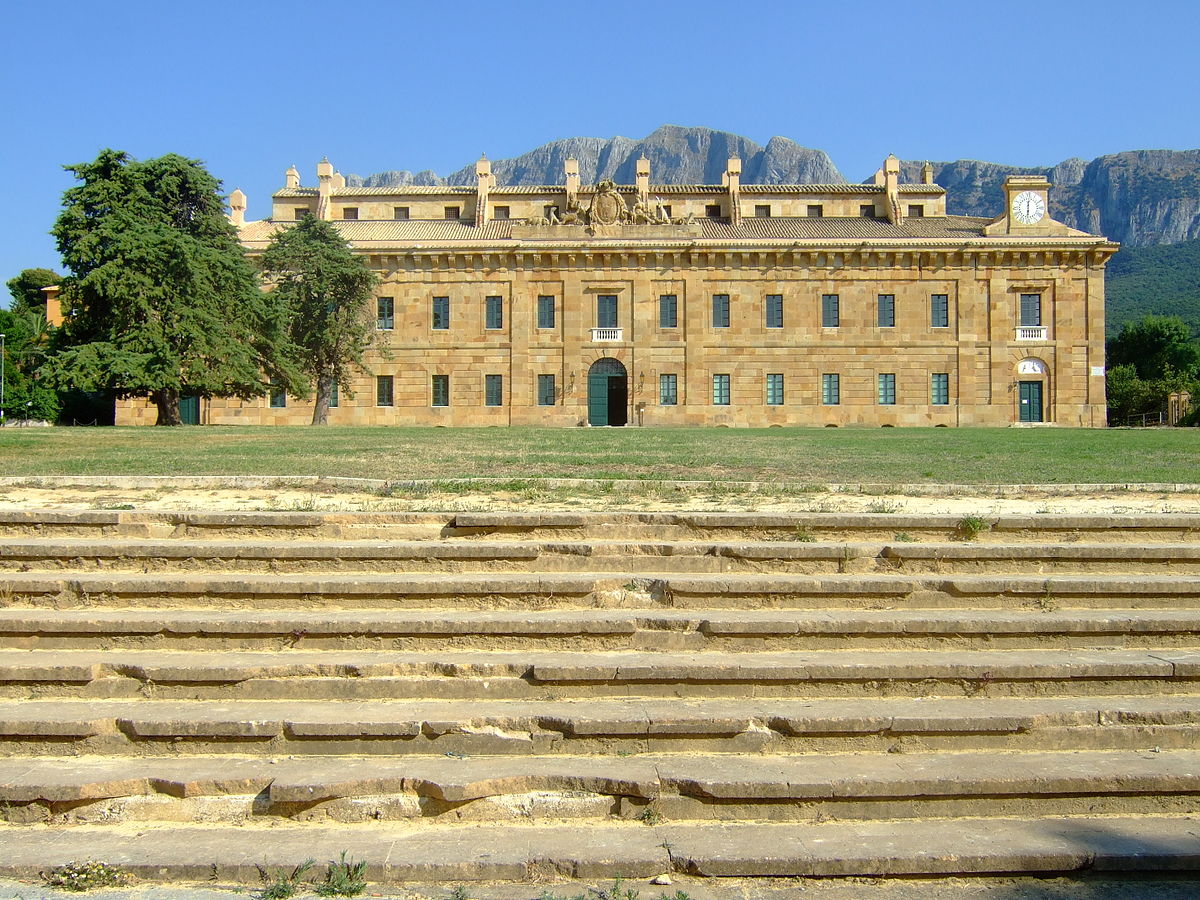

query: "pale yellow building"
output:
117 154 1118 427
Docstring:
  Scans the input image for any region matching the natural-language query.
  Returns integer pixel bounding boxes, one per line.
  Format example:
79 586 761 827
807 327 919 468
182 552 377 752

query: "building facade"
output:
117 154 1118 427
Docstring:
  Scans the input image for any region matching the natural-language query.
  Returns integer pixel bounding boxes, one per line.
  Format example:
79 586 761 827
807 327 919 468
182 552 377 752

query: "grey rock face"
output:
344 125 1200 247
349 125 843 189
900 151 1200 246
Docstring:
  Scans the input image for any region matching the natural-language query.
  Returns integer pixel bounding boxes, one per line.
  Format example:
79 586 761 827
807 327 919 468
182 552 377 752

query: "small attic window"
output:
754 205 771 218
493 206 510 220
342 207 359 221
860 204 876 218
295 208 308 220
807 204 824 218
705 204 722 218
908 204 925 218
394 207 409 220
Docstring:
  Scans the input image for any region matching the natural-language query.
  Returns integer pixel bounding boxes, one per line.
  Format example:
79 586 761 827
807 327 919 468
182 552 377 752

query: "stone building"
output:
117 154 1118 427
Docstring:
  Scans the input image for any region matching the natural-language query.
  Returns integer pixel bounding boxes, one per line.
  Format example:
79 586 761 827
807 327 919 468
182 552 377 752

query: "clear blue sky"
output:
3 0 1198 304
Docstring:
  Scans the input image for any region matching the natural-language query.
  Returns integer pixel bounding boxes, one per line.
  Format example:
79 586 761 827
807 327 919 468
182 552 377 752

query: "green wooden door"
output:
1018 381 1043 423
587 373 610 426
179 394 200 425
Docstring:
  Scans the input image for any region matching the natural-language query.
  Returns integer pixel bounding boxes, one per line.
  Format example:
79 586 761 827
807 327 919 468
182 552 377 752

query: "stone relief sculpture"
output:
523 182 692 228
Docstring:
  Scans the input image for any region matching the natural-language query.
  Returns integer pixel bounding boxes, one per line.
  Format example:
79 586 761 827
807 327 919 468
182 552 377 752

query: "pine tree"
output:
260 215 377 425
42 150 302 425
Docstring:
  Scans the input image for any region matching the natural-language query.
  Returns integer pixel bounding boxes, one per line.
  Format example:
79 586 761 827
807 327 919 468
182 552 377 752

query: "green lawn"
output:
0 426 1197 485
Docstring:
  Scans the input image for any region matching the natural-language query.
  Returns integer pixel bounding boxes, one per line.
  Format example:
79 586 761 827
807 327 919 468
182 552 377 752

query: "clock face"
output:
1011 190 1046 225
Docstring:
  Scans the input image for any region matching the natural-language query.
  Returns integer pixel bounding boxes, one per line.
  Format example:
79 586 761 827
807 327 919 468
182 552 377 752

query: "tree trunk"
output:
311 374 333 425
152 388 183 426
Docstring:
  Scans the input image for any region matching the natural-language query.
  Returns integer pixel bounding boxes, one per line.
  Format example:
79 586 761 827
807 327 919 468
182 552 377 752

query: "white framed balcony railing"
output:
590 327 623 342
1015 326 1048 341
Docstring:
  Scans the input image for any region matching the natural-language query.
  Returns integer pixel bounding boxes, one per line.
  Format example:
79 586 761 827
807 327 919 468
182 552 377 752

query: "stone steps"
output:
0 647 1198 700
2 607 1198 651
4 509 1200 542
2 750 1196 825
8 570 1200 609
3 507 1200 882
0 696 1195 755
8 538 1200 574
1 816 1198 881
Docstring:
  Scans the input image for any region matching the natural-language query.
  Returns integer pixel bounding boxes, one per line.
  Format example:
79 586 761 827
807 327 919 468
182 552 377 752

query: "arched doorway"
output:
587 358 628 426
1016 358 1048 423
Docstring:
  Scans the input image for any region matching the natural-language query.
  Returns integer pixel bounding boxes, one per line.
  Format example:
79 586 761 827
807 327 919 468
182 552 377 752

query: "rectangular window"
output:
712 294 730 328
485 295 503 330
444 206 460 220
822 373 840 405
712 373 731 406
597 294 618 328
269 380 286 409
754 204 771 218
878 373 896 405
295 207 308 220
766 373 784 406
765 294 783 329
376 297 394 330
931 373 950 406
431 374 449 407
543 204 559 220
493 205 510 220
537 295 555 329
485 374 503 407
908 204 925 218
432 296 449 330
660 204 672 218
821 294 840 328
859 204 876 218
659 294 678 328
705 204 722 218
376 375 393 407
342 207 358 220
660 374 678 405
877 294 896 328
1020 293 1042 326
329 382 339 408
931 294 950 328
537 374 556 406
807 204 824 218
393 206 409 220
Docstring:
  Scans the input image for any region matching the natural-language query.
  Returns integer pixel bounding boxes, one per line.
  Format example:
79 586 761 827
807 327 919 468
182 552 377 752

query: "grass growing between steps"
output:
0 425 1198 485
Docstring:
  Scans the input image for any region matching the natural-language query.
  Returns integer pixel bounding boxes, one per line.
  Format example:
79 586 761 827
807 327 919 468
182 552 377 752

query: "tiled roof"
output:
700 216 992 240
740 184 881 194
273 188 319 197
242 216 1001 245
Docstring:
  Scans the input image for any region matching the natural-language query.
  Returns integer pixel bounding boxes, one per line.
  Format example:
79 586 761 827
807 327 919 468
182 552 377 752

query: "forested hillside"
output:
1106 240 1200 338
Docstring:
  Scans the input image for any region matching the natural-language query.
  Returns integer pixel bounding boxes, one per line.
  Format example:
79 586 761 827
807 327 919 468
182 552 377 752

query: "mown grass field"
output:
0 426 1197 485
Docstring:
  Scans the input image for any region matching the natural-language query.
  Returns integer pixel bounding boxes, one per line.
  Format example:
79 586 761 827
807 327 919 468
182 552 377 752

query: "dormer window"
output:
342 207 358 220
807 204 824 218
493 206 510 220
908 204 925 218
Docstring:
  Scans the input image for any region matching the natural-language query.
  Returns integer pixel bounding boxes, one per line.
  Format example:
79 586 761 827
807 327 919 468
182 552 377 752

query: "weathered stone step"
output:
8 571 1200 609
1 696 1196 755
4 509 1200 543
1 647 1197 700
2 816 1198 880
9 538 1200 575
3 607 1198 651
3 750 1197 825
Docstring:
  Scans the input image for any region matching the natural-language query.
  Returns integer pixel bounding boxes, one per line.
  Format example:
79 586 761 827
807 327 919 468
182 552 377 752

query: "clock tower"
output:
1000 175 1051 233
983 174 1084 238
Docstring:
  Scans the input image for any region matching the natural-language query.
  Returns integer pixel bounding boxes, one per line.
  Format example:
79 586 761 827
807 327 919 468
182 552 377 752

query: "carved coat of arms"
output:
586 180 629 226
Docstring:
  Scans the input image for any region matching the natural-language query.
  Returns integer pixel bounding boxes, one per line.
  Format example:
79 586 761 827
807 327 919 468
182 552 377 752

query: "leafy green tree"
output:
41 150 302 425
6 268 63 316
0 308 60 421
260 215 377 425
1106 314 1200 381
